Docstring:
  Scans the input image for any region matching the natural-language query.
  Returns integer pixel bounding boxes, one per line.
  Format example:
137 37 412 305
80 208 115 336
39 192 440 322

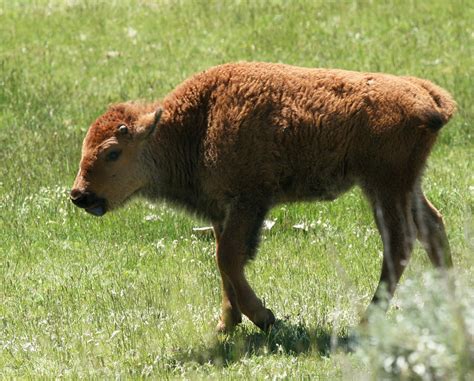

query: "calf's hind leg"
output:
215 202 275 332
369 190 417 307
412 187 453 268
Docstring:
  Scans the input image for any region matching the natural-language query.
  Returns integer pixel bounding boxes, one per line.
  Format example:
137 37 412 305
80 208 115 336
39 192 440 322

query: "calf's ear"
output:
135 107 163 140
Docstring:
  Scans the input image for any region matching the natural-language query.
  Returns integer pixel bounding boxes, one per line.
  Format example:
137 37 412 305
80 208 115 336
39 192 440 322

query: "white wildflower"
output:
263 219 276 230
127 27 137 39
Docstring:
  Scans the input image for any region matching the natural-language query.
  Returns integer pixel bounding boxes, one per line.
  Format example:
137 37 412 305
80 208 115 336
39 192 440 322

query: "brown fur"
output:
72 62 456 331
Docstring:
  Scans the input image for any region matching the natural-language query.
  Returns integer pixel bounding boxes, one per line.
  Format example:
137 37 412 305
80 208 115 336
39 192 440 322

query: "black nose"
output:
70 189 98 209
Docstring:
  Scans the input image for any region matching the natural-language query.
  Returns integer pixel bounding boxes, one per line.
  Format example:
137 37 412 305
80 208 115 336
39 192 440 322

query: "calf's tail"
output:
403 76 457 131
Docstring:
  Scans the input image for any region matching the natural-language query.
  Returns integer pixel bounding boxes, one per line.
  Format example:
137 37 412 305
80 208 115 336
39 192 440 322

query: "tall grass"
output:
1 0 473 378
355 271 474 380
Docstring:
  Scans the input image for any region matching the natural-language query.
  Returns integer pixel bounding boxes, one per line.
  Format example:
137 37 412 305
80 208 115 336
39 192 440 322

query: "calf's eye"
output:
106 150 122 162
118 125 128 135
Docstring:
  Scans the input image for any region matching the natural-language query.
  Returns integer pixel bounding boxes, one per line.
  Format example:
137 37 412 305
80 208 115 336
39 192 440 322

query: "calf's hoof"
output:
216 311 242 333
216 320 233 333
254 308 275 332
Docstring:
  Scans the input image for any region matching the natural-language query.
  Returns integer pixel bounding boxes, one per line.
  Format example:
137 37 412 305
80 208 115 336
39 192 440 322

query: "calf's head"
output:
71 103 162 216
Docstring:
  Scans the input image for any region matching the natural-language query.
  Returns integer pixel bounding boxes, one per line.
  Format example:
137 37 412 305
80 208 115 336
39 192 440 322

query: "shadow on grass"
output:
173 319 354 367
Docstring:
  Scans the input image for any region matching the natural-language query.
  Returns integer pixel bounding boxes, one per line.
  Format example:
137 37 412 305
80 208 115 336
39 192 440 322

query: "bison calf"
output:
71 62 455 332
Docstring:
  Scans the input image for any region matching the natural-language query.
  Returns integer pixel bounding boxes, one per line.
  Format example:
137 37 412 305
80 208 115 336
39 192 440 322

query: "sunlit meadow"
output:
1 0 473 378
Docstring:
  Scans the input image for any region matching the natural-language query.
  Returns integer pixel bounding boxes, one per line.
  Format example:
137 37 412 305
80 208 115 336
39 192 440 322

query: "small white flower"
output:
106 50 120 58
263 219 276 230
413 363 426 376
396 356 408 372
155 239 166 250
144 214 161 222
127 27 138 39
293 222 308 231
21 342 37 352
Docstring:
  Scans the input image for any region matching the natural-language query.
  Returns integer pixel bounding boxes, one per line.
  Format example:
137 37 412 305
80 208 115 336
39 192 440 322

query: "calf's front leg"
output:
213 222 242 332
215 203 275 332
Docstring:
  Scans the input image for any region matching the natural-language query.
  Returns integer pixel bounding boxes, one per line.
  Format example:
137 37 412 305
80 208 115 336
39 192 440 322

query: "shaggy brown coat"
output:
71 62 456 331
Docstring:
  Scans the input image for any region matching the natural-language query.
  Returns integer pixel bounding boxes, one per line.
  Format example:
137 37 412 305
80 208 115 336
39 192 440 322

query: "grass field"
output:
1 0 473 378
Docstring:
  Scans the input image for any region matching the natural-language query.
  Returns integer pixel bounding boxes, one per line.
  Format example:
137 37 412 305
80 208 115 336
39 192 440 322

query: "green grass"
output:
1 0 473 378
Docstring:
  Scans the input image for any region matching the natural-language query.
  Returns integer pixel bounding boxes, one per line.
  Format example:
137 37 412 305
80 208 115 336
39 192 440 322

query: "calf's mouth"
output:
85 200 107 217
70 189 107 217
